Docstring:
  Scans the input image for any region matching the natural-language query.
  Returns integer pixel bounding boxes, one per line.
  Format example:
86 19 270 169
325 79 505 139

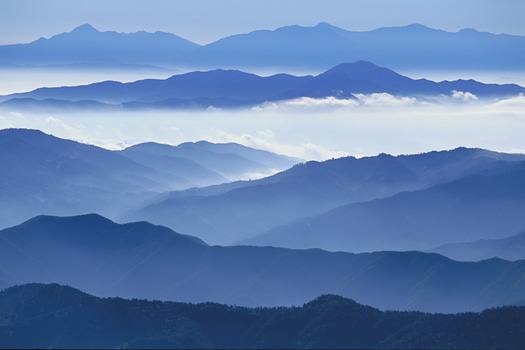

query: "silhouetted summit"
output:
70 23 98 34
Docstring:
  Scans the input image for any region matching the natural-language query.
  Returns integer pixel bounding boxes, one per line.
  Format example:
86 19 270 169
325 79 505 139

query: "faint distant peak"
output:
71 23 99 34
313 22 340 30
403 23 432 30
371 23 438 34
457 28 482 35
325 61 383 73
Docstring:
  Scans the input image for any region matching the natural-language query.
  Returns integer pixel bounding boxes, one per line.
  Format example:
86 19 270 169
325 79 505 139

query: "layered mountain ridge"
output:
1 61 524 110
1 214 525 313
0 128 299 229
126 147 525 246
2 22 525 71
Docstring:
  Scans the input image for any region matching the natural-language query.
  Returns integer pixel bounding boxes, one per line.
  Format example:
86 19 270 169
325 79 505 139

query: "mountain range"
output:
1 61 525 110
1 23 525 72
1 214 525 313
0 128 298 229
1 283 524 349
240 160 525 252
125 147 525 246
0 23 198 68
3 128 525 257
3 21 525 348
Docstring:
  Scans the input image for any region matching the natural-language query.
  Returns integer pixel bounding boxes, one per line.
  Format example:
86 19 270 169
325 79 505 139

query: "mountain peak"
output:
458 27 481 34
71 23 99 34
324 61 383 74
314 22 338 30
405 23 431 30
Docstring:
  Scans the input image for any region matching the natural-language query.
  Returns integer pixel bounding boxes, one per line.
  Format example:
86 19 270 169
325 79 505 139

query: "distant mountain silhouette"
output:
2 283 525 349
2 214 525 313
0 97 117 110
427 232 525 261
1 62 524 110
275 61 525 99
0 24 199 67
2 23 524 71
125 147 525 245
0 69 311 106
0 129 298 229
180 22 525 71
242 161 525 252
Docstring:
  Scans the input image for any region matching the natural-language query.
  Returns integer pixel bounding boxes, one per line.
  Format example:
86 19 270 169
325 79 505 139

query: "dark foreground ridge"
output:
1 283 524 349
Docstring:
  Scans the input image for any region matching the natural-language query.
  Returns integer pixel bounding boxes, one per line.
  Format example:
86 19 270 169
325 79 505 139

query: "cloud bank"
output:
450 90 479 102
1 93 525 164
254 93 418 111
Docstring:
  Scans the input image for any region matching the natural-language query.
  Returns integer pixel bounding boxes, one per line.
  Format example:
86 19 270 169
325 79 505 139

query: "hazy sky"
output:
1 0 525 45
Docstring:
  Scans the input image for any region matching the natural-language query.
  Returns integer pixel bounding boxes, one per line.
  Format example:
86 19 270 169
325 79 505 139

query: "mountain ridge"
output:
1 61 524 110
2 213 525 313
427 231 525 261
126 147 525 245
241 160 525 252
2 283 524 349
0 128 298 229
2 22 525 72
0 23 200 67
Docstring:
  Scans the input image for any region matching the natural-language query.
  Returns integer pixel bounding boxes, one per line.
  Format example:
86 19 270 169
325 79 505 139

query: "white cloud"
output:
239 168 281 181
252 101 279 111
45 116 84 137
257 129 275 139
353 93 417 106
8 111 24 118
451 90 478 101
209 129 349 162
491 93 525 107
253 94 417 110
283 96 359 108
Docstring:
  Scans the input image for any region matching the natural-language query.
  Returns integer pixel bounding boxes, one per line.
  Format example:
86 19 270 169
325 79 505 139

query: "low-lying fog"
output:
1 94 524 162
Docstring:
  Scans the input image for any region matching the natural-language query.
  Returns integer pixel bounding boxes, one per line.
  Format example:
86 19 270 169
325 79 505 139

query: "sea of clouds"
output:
1 93 525 166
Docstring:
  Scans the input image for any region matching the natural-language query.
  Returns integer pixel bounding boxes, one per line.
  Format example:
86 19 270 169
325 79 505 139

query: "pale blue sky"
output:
1 0 524 45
